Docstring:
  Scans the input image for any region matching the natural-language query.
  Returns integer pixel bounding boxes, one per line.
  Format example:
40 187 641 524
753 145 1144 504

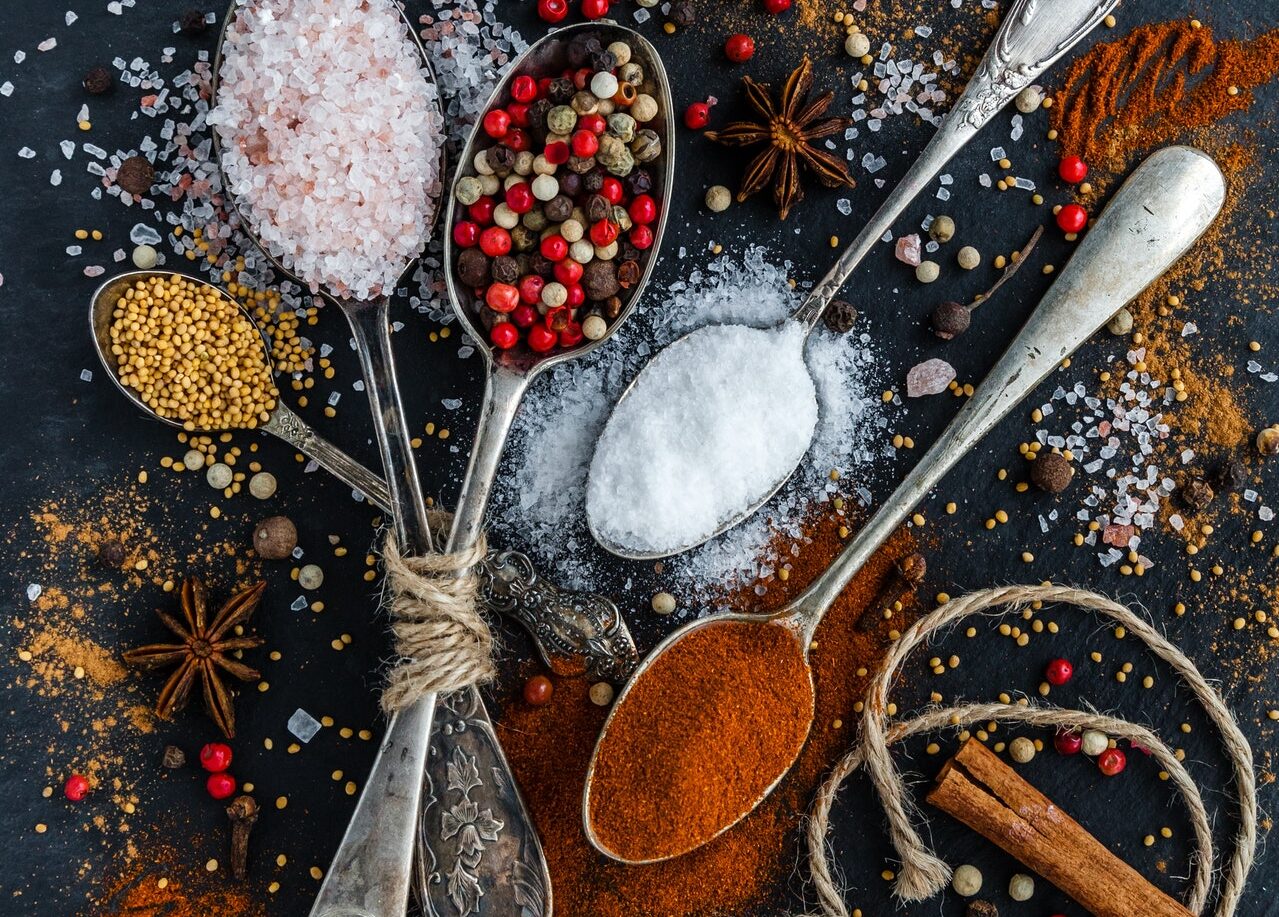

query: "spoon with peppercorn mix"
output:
586 0 1121 560
583 145 1227 864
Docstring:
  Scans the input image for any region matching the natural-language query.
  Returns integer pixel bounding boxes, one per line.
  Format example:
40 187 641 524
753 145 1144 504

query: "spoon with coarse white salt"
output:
586 0 1119 560
583 145 1228 865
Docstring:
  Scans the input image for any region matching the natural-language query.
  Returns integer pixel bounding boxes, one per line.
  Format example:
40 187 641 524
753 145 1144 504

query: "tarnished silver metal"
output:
91 268 637 688
582 146 1227 863
210 4 549 916
588 0 1120 561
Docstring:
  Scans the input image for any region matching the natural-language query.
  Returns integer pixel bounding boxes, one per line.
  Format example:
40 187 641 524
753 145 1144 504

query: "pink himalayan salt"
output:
905 358 956 398
894 233 922 266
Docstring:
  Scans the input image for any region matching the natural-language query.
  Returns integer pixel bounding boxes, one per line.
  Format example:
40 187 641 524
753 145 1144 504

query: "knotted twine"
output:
800 584 1256 917
378 517 496 713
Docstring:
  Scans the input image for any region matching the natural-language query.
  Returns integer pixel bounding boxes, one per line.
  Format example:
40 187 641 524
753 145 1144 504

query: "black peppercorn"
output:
1212 457 1247 493
586 194 612 223
589 50 617 73
116 155 155 197
533 255 555 278
583 170 606 194
1030 451 1074 494
548 77 575 104
557 172 582 198
82 65 114 95
98 538 127 569
668 0 696 27
619 242 642 263
582 261 620 300
528 99 553 144
616 260 641 289
1178 476 1215 511
491 255 520 285
457 249 491 288
625 168 653 197
568 35 602 68
511 225 538 253
544 195 574 223
930 300 971 340
179 9 208 36
486 145 515 176
568 155 596 174
824 300 858 334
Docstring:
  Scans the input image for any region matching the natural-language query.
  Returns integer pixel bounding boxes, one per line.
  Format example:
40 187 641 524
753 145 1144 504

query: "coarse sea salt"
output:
587 323 819 555
209 0 444 301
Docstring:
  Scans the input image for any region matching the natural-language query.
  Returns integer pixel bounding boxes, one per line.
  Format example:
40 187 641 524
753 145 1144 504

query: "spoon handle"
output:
263 403 391 505
793 0 1118 332
792 146 1225 636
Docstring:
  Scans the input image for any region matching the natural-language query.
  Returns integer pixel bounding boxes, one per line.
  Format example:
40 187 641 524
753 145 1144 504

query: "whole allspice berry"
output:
180 9 209 36
1256 426 1279 456
82 65 115 95
116 155 156 197
1178 476 1215 511
1030 451 1074 493
162 745 187 769
966 902 999 917
930 300 971 340
1212 457 1247 493
98 538 128 569
253 516 298 561
668 0 696 27
824 299 858 334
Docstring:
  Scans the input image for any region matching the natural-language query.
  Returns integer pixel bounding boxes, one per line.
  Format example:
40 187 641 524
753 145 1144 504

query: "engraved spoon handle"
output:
790 146 1226 637
263 403 391 505
792 0 1119 332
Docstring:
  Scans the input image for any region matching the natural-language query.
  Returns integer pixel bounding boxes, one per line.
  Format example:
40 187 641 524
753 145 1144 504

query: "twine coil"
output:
801 584 1256 917
379 519 495 713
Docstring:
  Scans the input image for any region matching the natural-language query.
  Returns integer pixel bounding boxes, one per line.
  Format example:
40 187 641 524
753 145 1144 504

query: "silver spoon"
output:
88 269 638 686
582 145 1227 863
210 4 547 916
586 0 1120 561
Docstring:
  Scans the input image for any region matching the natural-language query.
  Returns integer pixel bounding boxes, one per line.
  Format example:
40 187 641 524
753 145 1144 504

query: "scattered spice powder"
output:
587 618 814 863
498 516 918 916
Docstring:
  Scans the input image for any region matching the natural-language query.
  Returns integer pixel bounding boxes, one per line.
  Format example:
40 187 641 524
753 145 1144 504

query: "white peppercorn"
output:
589 681 615 706
531 174 559 202
183 449 206 470
651 591 677 615
619 62 645 85
541 282 568 308
1015 84 1045 113
206 462 234 490
454 175 483 205
844 31 871 58
596 98 615 117
916 260 940 283
513 151 535 176
492 203 519 230
1008 873 1035 902
249 471 277 500
569 239 595 263
951 864 982 896
594 241 619 261
591 72 620 101
473 149 494 175
631 94 659 123
929 214 955 243
532 153 556 176
705 184 733 212
1008 736 1036 764
635 0 659 7
548 105 578 135
582 314 608 340
298 564 324 590
1107 307 1133 335
559 218 585 243
957 246 981 270
607 41 632 66
132 244 158 269
1081 729 1109 756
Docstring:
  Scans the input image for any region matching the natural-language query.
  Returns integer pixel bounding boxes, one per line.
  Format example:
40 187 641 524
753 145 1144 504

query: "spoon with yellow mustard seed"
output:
583 146 1226 864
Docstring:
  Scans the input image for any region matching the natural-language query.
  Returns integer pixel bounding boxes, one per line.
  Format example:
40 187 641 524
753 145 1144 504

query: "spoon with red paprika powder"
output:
583 145 1226 864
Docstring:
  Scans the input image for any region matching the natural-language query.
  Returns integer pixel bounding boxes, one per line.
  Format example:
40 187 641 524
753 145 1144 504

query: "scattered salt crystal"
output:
1261 506 1275 522
0 82 12 97
83 265 105 277
130 223 162 245
18 147 35 159
26 584 42 602
978 173 992 188
287 709 322 743
38 38 57 52
836 198 852 216
1181 321 1198 337
936 187 951 201
290 595 308 611
894 234 922 266
66 11 78 26
587 323 818 555
990 146 1006 161
59 140 75 159
13 51 26 64
50 169 62 186
79 369 94 382
442 398 463 410
905 358 955 397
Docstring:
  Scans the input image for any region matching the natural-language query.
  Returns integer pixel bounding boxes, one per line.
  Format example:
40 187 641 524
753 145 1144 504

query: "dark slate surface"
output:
1 1 1277 915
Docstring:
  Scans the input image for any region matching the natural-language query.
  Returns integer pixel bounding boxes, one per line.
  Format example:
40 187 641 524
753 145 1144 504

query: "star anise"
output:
123 578 266 739
706 56 855 220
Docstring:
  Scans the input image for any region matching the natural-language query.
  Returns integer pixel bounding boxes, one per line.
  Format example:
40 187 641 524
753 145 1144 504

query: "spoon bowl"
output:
582 145 1227 864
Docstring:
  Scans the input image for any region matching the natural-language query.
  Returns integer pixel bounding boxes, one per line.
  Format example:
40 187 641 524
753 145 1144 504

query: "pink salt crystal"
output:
905 358 956 398
894 233 922 266
1102 523 1135 547
1097 420 1112 436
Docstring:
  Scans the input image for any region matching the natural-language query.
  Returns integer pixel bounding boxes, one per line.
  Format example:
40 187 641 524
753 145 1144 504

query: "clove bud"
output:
226 794 259 880
857 552 927 632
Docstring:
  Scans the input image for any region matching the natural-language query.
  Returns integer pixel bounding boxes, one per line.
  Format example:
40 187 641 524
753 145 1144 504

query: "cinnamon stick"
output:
926 738 1192 917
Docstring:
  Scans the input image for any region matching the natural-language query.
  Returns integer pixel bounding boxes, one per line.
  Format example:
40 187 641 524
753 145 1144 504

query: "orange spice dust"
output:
497 514 918 917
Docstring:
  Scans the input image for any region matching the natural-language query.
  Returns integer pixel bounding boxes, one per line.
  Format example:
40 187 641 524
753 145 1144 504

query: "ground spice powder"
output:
587 618 815 863
497 516 918 916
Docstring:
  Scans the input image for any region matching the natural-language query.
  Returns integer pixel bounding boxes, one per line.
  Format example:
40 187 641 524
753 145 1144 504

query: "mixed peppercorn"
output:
450 33 664 355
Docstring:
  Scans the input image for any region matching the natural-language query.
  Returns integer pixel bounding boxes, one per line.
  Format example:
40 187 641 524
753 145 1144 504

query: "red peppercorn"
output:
64 774 91 801
503 128 531 152
1097 746 1127 777
479 226 512 257
1045 658 1073 686
537 0 568 23
544 140 570 165
553 259 583 285
540 234 568 261
199 742 233 773
599 176 624 204
528 325 558 353
523 674 554 705
511 75 538 104
545 306 570 332
581 0 609 19
452 221 480 248
725 34 756 63
1053 728 1082 756
628 194 657 224
206 772 237 800
486 283 520 313
629 224 654 250
518 274 545 304
505 182 534 214
468 195 495 225
1058 154 1088 184
565 283 585 308
560 320 585 348
512 304 538 328
507 102 531 127
1056 202 1087 233
590 219 619 247
572 67 592 91
490 322 519 350
763 0 791 12
684 101 710 130
482 108 510 139
571 129 600 158
578 113 607 135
